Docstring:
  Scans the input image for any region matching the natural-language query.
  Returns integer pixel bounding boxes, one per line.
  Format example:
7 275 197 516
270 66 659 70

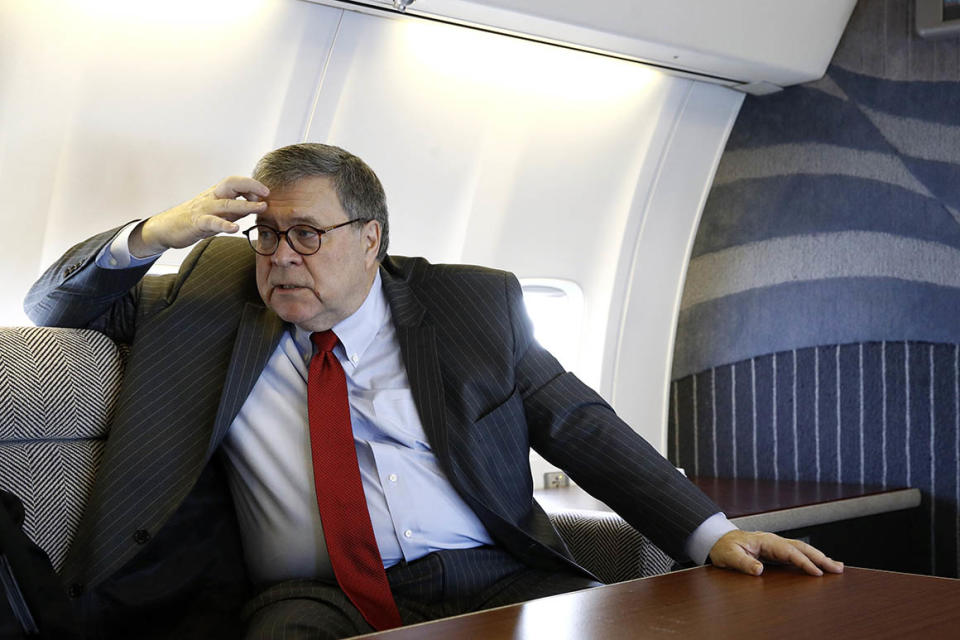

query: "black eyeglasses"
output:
243 219 371 256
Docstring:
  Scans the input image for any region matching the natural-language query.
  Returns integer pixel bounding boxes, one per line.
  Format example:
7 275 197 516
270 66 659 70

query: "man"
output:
26 143 841 639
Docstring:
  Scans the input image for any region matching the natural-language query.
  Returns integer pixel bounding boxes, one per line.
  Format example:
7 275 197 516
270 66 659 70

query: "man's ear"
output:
363 220 381 266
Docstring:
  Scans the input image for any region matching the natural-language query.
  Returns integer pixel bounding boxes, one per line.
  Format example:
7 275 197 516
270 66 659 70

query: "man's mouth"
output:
275 284 305 290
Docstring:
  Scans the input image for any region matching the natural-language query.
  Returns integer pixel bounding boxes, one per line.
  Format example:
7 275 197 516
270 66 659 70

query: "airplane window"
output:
520 279 584 374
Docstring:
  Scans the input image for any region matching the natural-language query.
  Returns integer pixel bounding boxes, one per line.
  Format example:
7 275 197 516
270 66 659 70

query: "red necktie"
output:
308 330 402 631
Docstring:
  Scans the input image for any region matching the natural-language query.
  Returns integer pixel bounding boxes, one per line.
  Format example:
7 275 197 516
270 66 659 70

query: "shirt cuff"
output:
95 220 162 269
685 512 738 565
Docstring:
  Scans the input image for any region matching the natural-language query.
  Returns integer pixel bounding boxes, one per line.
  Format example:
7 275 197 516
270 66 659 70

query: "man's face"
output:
254 175 381 332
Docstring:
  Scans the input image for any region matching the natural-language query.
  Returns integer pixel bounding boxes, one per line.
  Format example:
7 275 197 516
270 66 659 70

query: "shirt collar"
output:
292 271 388 368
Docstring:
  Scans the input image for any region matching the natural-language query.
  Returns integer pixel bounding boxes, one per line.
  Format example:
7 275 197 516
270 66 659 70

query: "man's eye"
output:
294 228 318 241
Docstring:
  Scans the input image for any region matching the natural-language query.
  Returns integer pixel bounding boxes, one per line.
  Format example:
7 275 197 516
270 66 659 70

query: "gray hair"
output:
252 143 389 261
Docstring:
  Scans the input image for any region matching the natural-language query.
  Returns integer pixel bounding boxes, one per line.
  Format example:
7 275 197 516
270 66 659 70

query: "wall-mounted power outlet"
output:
543 471 570 489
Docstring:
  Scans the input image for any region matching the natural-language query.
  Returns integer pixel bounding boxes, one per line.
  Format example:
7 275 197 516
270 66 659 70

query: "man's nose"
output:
271 235 303 265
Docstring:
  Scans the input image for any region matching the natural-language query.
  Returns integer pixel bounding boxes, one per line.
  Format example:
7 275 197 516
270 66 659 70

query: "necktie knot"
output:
311 330 339 354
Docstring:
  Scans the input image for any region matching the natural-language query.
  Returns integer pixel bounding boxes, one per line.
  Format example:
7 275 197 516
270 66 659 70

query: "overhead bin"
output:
304 0 858 94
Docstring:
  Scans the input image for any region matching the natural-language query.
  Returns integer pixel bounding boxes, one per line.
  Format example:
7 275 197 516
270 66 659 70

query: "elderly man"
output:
26 143 842 639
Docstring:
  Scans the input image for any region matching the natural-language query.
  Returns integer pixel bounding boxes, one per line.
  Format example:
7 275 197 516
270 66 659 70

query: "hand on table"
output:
708 530 845 577
130 176 270 257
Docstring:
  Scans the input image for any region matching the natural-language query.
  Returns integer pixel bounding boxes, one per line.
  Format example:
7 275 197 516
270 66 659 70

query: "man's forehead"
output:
256 210 325 226
257 176 345 226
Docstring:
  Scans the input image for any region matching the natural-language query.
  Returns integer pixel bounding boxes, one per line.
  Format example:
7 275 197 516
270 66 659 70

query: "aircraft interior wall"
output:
669 0 960 577
1 0 744 486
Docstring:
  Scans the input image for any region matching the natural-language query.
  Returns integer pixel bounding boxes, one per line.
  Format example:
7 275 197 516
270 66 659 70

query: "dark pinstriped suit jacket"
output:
26 226 720 631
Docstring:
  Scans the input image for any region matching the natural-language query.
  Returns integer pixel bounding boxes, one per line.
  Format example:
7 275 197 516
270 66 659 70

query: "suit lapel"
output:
207 302 286 457
380 263 450 466
395 324 450 462
381 259 515 522
380 261 552 560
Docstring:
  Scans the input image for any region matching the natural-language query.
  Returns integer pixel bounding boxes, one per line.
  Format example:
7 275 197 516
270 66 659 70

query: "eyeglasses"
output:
243 219 370 256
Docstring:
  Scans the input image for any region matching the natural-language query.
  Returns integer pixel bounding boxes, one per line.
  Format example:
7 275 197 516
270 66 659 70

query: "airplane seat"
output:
0 326 124 575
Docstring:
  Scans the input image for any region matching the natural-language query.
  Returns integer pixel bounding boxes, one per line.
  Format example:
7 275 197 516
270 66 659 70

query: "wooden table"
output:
358 566 960 639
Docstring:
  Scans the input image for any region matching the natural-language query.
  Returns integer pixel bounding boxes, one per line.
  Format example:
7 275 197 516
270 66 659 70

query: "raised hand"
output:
129 176 270 257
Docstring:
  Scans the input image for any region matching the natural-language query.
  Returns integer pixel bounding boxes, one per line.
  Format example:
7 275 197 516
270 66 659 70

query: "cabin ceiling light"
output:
393 0 414 11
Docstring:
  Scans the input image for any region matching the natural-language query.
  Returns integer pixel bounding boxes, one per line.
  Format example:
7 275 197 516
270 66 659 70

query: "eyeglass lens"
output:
249 225 321 255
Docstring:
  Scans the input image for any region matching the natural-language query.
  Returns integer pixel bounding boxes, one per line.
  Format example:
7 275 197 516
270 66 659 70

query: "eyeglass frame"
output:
242 218 372 256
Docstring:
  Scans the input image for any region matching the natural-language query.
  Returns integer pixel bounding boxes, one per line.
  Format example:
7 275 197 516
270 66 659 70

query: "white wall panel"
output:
0 0 341 323
607 82 743 452
304 11 689 392
2 0 742 482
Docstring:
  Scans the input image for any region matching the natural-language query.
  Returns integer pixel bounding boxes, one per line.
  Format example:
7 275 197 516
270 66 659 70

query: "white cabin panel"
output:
1 0 343 324
3 0 745 485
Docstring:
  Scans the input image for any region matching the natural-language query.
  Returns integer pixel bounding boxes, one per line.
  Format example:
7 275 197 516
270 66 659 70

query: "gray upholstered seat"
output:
0 326 124 572
548 510 674 582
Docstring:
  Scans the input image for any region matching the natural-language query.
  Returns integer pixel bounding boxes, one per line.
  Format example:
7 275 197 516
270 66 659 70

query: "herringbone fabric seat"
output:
0 326 125 572
548 510 675 583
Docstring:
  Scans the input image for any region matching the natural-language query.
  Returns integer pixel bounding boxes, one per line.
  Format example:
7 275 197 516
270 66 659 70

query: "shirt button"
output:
389 474 398 483
351 354 359 364
67 583 84 598
403 529 413 538
133 529 151 544
109 257 118 267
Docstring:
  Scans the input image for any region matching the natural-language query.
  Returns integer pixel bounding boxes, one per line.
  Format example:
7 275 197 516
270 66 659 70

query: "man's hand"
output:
129 177 270 257
708 530 844 577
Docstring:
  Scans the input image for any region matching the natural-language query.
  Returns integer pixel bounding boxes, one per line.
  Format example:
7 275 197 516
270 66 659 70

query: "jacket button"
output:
133 529 151 544
67 583 84 598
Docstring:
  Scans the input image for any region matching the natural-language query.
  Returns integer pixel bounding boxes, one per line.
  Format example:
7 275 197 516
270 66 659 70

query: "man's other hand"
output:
708 530 845 577
129 177 270 257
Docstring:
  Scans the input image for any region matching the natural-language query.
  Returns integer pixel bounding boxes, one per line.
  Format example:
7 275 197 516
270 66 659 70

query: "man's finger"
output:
204 198 266 220
754 534 844 576
767 540 823 576
709 537 763 576
732 553 764 576
785 539 844 574
212 176 270 200
197 214 241 235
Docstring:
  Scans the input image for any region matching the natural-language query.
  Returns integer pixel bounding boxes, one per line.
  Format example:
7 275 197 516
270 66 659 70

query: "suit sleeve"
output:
24 225 178 344
505 273 721 561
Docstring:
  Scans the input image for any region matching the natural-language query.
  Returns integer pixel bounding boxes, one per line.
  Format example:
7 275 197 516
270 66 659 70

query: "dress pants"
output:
242 546 601 639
